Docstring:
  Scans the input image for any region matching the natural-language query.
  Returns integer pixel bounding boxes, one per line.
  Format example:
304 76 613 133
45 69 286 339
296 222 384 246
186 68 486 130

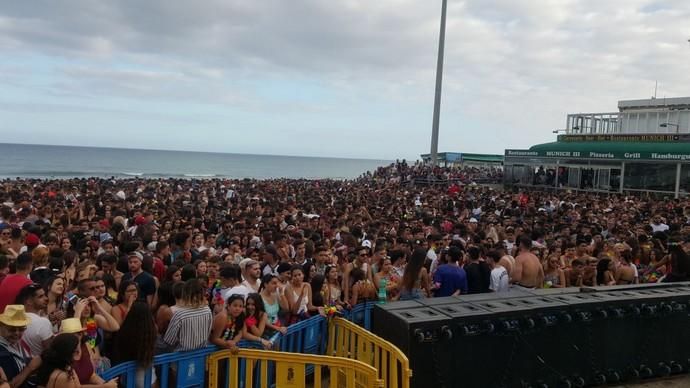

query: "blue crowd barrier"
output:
343 301 376 330
274 315 327 355
99 303 375 387
101 346 217 388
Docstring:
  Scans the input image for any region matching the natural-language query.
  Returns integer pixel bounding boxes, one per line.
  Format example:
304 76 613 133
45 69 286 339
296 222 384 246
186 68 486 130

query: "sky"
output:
1 1 690 160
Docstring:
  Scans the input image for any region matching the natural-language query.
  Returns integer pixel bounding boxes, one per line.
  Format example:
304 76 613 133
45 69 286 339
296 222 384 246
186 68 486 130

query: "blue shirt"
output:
433 264 468 297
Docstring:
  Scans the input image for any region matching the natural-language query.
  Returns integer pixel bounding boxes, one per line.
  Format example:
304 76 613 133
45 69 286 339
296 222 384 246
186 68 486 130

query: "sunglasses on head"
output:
26 283 42 291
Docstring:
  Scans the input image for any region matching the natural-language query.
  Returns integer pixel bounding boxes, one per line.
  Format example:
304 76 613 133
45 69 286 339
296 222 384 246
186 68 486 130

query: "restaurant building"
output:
504 97 690 198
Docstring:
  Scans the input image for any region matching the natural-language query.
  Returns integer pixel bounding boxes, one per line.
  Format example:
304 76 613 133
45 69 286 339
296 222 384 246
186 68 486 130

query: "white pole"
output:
429 0 447 166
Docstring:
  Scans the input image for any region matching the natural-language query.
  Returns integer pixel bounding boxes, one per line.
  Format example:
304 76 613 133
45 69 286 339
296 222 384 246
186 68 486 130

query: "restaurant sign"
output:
557 134 690 142
505 149 690 161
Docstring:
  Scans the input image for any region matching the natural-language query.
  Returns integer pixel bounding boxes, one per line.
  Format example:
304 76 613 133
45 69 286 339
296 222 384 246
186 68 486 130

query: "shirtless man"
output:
565 259 586 287
95 253 123 289
560 242 577 268
512 235 544 288
575 240 592 261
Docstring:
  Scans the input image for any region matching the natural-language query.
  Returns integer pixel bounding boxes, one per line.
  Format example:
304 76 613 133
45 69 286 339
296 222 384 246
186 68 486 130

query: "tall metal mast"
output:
429 0 447 166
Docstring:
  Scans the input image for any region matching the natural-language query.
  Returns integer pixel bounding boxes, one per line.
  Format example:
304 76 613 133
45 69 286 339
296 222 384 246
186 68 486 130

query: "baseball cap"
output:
25 233 40 247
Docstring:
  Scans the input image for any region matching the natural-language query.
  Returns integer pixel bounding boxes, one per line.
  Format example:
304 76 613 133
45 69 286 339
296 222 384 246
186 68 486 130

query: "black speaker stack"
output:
372 282 690 388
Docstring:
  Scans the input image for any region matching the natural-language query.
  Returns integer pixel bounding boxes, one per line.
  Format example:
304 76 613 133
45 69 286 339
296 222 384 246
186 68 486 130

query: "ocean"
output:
0 143 391 180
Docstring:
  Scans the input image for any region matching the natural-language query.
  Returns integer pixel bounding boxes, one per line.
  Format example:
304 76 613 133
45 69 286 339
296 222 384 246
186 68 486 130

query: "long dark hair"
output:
667 241 690 280
164 265 180 282
401 248 426 291
156 281 177 310
324 265 339 284
258 274 277 293
43 276 65 297
596 258 611 285
115 280 139 305
180 264 197 281
225 294 246 330
114 301 156 367
36 333 80 385
310 274 325 307
302 262 315 282
245 293 266 320
100 273 117 293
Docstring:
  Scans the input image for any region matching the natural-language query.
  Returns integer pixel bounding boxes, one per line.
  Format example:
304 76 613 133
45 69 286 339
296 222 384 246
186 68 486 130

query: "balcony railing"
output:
566 110 689 135
566 113 621 134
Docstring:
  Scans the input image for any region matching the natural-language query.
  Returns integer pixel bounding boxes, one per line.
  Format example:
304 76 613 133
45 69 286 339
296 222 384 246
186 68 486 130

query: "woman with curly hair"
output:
36 333 117 388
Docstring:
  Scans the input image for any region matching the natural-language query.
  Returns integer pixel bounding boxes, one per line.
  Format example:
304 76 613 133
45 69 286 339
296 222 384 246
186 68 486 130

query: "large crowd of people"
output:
363 160 504 185
0 161 688 387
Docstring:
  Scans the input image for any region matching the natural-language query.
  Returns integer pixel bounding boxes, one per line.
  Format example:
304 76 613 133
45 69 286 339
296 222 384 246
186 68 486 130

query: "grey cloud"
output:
2 1 690 158
0 1 438 75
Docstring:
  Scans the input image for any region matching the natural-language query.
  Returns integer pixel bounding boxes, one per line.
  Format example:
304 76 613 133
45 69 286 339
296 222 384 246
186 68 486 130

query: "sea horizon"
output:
0 143 393 180
0 142 391 162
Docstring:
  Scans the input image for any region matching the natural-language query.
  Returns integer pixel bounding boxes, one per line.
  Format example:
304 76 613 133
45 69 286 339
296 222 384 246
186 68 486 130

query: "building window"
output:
623 163 676 192
679 165 690 194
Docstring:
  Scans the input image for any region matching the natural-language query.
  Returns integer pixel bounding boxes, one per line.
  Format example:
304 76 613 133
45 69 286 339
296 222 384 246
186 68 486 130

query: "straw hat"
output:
0 305 30 327
59 318 86 334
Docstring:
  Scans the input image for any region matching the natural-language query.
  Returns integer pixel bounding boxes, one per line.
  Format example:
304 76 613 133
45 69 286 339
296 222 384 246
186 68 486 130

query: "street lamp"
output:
660 122 680 134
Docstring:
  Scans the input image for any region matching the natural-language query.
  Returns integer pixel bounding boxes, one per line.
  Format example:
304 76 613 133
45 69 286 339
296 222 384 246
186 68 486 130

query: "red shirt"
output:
152 257 166 281
73 343 94 384
0 274 33 313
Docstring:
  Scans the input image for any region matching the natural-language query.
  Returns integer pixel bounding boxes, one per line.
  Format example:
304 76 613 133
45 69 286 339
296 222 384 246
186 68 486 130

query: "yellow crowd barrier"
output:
207 348 384 388
328 317 412 388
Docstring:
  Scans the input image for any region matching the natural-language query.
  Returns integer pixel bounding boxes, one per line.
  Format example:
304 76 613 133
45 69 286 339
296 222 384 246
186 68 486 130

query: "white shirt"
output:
650 223 669 233
490 266 510 292
241 279 261 293
262 263 279 277
426 248 438 274
23 312 53 357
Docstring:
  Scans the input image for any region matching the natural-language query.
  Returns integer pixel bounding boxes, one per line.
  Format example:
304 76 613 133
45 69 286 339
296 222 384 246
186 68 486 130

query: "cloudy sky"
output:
1 1 689 160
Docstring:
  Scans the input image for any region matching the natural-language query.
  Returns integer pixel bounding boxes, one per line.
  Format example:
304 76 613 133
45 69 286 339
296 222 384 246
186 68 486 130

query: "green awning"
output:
460 153 504 163
516 141 690 161
503 141 690 162
529 141 690 154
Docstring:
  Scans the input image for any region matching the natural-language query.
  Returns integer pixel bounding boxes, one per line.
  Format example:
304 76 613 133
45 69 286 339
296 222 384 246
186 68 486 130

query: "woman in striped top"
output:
163 280 213 352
